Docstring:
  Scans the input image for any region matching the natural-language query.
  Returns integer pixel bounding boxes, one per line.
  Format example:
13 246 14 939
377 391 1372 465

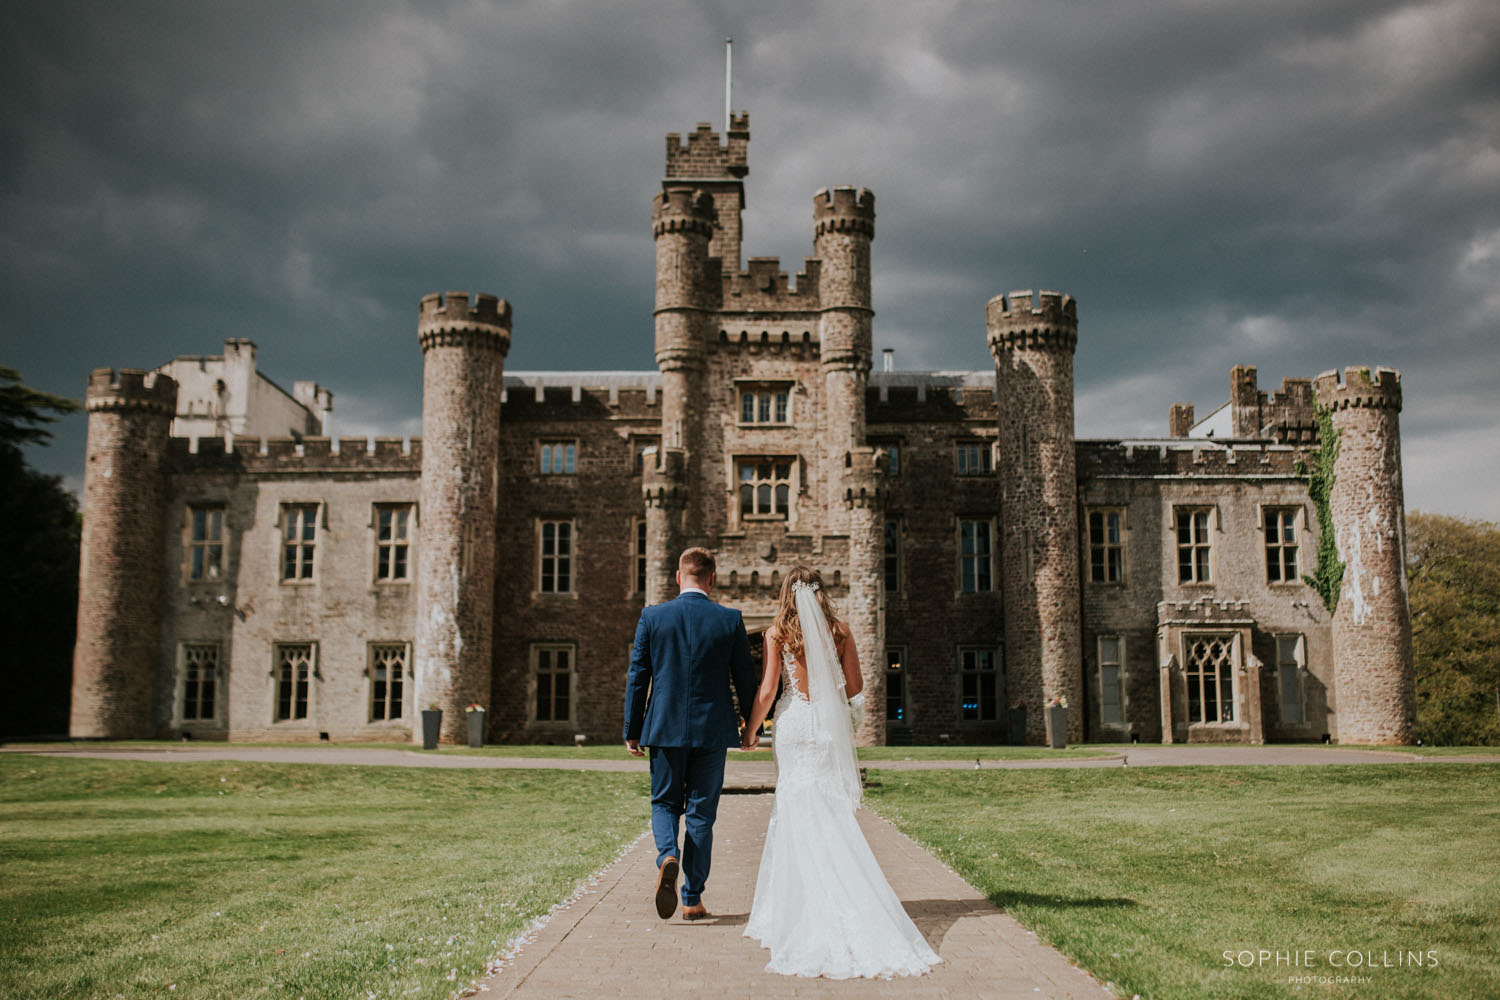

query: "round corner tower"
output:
72 367 178 738
987 290 1083 743
647 185 715 602
416 291 510 743
1312 365 1415 744
814 186 885 743
813 186 875 459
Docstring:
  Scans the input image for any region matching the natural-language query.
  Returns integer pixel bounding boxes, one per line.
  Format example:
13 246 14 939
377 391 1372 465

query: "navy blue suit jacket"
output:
623 592 758 748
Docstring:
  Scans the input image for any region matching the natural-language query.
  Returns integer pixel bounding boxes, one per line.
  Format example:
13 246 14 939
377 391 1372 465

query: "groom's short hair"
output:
679 547 716 579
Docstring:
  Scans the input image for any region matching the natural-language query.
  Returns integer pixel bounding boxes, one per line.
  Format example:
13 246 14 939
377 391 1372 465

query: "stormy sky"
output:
4 0 1498 519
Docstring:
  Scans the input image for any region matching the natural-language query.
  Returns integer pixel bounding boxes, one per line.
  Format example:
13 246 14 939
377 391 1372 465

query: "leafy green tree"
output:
0 367 81 740
1407 510 1500 746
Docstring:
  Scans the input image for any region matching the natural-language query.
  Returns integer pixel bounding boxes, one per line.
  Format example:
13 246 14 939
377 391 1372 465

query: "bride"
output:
739 566 941 979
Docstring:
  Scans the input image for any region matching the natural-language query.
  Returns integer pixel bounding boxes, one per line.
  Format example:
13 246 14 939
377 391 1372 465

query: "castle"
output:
69 114 1416 746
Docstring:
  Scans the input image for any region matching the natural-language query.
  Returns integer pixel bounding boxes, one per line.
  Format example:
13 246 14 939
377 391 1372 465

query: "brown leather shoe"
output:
654 857 679 919
681 903 709 921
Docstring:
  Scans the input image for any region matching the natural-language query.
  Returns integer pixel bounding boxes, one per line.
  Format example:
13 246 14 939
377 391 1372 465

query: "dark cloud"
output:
3 0 1497 517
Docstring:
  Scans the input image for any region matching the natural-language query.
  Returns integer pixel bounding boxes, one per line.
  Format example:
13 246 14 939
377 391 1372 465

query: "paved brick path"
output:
480 793 1113 999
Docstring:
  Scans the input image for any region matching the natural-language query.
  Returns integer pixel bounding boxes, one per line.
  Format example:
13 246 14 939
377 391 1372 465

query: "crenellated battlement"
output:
986 290 1079 354
843 447 888 509
721 257 821 308
665 120 749 180
652 187 716 238
165 435 422 474
1313 366 1403 413
418 291 511 355
813 186 875 237
642 446 687 509
86 367 178 415
1077 439 1310 479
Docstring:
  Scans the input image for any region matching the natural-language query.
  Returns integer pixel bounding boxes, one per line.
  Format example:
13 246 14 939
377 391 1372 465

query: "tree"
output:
1407 510 1500 746
0 367 81 740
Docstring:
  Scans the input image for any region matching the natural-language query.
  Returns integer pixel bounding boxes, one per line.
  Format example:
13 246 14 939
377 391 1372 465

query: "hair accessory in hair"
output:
791 580 820 595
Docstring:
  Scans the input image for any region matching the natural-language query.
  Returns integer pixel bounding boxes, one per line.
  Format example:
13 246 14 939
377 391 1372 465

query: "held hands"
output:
740 725 761 752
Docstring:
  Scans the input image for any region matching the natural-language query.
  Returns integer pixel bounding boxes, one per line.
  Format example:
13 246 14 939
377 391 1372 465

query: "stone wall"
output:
154 437 422 740
490 380 660 744
1078 439 1335 743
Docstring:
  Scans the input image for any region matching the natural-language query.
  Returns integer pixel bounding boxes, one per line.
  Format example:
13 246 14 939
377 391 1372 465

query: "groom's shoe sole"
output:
654 857 680 920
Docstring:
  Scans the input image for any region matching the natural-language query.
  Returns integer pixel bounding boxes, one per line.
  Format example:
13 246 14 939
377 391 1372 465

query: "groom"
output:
623 546 758 920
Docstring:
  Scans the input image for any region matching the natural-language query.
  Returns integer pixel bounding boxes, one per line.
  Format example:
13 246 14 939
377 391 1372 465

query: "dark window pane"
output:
536 673 552 720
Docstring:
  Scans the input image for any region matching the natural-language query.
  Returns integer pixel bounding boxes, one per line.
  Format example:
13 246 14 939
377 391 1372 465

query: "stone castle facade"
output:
70 114 1417 746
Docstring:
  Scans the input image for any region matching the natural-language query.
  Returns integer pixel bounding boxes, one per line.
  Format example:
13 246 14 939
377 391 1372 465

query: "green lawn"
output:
865 763 1500 999
4 740 1118 762
0 756 648 1000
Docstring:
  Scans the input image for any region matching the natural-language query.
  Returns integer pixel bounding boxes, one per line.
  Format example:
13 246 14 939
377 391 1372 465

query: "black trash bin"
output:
421 708 442 750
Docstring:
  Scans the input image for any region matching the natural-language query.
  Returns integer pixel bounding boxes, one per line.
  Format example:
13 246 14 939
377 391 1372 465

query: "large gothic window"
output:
180 643 219 721
369 643 408 721
1185 634 1234 723
274 643 315 721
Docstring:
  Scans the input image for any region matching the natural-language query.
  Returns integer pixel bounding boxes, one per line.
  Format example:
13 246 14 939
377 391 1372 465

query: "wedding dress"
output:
743 583 941 979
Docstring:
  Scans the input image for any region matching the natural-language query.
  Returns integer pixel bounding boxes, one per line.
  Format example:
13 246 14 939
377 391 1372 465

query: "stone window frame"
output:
1275 633 1307 725
184 504 225 582
1173 505 1216 586
631 517 648 595
529 642 576 725
954 438 995 476
272 642 318 725
885 644 910 726
536 518 576 596
174 642 222 727
735 379 794 426
367 641 410 723
372 503 415 583
883 517 902 595
631 435 661 475
1182 631 1239 725
1097 634 1126 727
1086 507 1127 585
538 439 578 476
956 516 995 594
735 455 796 523
957 645 1000 723
279 503 321 583
1260 504 1305 587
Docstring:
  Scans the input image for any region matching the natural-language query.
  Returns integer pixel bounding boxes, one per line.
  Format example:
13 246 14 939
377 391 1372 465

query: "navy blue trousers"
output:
648 745 726 906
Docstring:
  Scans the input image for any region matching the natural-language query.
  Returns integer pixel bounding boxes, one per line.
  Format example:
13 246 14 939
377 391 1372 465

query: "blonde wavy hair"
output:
769 565 844 657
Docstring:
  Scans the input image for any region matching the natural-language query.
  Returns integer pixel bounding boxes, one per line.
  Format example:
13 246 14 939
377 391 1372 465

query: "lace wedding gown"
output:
743 654 941 979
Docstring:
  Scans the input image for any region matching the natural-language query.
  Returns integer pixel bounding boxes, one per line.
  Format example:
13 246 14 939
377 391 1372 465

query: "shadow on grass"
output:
986 890 1140 911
